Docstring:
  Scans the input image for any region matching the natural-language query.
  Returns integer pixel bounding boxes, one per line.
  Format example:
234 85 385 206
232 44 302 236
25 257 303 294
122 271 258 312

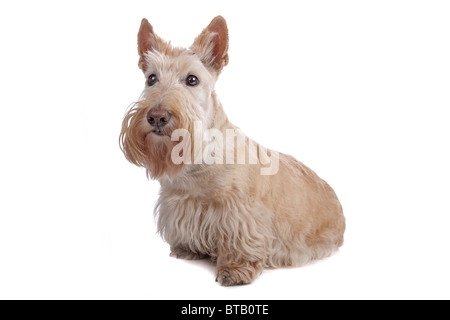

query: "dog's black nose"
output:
147 108 171 128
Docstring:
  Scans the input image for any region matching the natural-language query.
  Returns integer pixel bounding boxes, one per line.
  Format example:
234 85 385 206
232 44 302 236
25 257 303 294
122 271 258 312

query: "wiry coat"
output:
120 16 345 286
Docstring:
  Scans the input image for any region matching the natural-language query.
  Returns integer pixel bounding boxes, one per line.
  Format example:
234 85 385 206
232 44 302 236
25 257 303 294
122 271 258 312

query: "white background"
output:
1 0 449 300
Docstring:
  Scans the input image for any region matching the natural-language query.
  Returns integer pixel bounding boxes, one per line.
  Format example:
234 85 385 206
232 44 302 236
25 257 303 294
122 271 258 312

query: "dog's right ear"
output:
137 18 160 72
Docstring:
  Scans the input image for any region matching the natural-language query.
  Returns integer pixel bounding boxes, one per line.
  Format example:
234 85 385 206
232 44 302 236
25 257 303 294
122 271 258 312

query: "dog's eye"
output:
186 75 199 87
148 74 158 86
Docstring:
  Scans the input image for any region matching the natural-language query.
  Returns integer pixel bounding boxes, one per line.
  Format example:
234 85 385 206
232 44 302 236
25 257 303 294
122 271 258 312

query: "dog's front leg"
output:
215 238 265 286
213 204 272 286
169 246 208 260
215 252 264 286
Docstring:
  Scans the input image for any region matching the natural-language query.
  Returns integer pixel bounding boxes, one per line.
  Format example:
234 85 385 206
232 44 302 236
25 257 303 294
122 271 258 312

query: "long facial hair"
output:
119 101 178 179
120 92 199 179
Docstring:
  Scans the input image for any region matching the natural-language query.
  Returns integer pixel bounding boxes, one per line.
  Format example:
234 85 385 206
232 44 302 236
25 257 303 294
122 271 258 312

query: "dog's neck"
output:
158 92 236 191
210 91 234 131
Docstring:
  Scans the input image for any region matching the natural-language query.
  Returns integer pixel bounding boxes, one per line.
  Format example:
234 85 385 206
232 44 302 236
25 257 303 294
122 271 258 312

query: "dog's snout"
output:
147 108 171 128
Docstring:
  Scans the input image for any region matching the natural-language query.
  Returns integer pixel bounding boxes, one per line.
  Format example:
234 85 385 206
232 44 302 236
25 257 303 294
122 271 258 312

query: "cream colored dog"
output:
120 16 345 286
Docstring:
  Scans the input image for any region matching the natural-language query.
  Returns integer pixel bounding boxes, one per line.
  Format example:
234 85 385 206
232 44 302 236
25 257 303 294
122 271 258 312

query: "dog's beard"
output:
120 101 186 179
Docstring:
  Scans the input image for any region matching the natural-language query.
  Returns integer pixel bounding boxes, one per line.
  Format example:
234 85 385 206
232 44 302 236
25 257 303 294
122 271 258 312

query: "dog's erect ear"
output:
191 16 229 73
137 18 163 72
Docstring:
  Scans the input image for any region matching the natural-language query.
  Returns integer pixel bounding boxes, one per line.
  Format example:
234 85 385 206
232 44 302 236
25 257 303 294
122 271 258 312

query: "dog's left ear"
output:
191 16 229 74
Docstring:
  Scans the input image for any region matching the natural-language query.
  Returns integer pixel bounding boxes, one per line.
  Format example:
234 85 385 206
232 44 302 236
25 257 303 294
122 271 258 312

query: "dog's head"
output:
120 16 229 179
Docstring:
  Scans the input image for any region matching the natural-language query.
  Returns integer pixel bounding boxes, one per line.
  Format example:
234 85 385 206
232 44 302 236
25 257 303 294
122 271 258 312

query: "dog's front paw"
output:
215 265 259 286
170 246 207 260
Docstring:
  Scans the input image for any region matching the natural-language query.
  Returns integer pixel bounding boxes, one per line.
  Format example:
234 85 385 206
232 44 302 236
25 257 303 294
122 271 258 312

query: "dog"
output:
120 16 345 286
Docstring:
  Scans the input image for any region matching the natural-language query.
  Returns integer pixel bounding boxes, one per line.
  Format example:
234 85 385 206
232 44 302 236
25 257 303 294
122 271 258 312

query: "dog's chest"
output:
156 191 228 255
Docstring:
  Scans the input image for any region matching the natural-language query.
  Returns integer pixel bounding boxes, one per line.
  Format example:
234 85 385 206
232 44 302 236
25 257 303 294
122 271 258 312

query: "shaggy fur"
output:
120 16 345 286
